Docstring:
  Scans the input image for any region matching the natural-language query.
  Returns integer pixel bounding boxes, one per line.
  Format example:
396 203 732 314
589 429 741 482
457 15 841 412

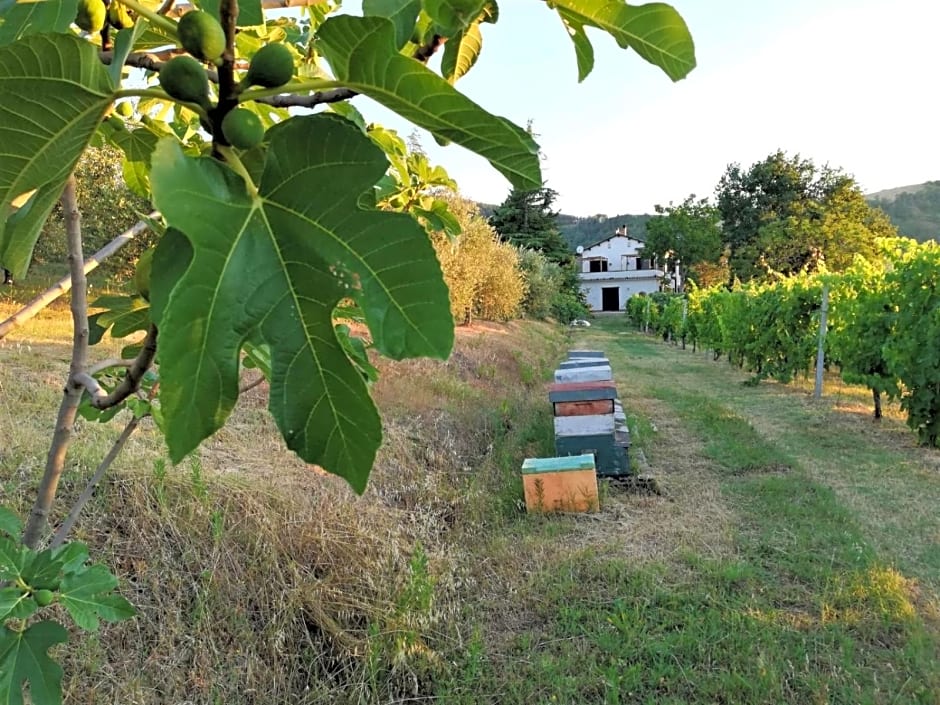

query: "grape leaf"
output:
59 564 134 632
149 114 453 492
546 0 695 82
0 621 68 705
0 507 20 538
440 20 482 83
316 14 540 190
363 0 421 49
0 0 78 46
0 33 115 278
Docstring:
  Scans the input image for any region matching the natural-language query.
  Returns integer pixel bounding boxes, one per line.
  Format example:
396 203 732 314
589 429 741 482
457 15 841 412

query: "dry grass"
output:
564 397 736 565
1 307 567 703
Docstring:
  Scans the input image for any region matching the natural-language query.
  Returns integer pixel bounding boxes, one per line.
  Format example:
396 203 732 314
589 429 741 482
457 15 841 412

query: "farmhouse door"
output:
601 287 620 311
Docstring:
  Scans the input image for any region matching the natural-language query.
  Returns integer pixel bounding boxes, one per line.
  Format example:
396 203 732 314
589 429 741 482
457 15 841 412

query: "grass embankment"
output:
1 292 565 703
2 297 939 703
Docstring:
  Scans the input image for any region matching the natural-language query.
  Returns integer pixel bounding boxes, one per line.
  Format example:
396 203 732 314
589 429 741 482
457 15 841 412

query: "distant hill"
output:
867 181 940 243
555 213 651 250
478 203 652 252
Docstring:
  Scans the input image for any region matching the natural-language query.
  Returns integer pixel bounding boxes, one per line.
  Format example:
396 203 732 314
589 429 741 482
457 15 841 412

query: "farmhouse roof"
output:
580 227 646 251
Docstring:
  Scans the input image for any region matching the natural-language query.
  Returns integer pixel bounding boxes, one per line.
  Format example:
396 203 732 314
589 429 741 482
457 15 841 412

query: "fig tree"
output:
135 247 155 302
75 0 107 33
159 56 210 106
33 589 55 607
221 109 265 149
177 10 226 64
245 43 294 89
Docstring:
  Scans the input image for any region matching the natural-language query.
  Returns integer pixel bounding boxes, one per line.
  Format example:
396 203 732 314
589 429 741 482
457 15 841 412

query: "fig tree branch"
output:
21 175 89 549
80 325 159 411
88 358 134 375
50 415 143 548
0 216 155 341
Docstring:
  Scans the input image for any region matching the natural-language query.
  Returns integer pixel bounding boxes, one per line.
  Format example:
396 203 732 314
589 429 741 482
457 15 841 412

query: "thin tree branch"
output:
209 0 240 152
85 325 159 410
50 415 142 548
88 358 134 375
256 87 357 108
414 34 445 63
0 216 155 341
239 375 267 394
73 372 107 402
22 176 88 549
163 0 323 16
100 50 226 80
156 0 176 14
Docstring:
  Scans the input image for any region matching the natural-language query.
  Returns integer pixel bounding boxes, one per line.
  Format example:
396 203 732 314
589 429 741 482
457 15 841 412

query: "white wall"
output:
581 276 662 311
579 235 654 273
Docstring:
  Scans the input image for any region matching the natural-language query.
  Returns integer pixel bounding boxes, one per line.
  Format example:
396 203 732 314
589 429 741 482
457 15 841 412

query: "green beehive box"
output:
554 434 630 477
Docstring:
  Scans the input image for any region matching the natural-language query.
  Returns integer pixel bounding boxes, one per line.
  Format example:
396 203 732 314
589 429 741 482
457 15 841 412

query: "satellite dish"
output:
576 246 584 255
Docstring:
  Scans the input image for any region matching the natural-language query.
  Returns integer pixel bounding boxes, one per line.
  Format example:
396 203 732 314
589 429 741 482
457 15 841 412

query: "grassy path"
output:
444 321 940 704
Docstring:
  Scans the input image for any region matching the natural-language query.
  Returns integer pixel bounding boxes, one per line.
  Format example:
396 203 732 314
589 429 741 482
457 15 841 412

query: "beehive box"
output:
554 434 630 477
553 413 616 437
549 381 617 403
521 454 599 513
553 365 613 383
554 399 616 417
550 381 618 417
558 358 611 370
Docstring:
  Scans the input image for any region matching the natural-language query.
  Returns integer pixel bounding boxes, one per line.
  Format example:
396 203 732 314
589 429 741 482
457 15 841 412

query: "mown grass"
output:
434 318 940 704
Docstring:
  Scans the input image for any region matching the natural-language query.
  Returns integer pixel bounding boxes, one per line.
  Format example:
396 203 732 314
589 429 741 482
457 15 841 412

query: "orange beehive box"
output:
553 399 616 416
521 454 599 513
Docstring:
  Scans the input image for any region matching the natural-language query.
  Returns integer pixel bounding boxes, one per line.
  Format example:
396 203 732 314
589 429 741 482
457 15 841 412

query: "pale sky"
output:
347 0 940 216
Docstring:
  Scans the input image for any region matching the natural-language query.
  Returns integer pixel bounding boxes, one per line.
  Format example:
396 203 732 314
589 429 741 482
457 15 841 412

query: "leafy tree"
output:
642 194 722 288
0 1 695 698
488 185 571 264
715 151 893 280
430 193 524 324
32 145 155 280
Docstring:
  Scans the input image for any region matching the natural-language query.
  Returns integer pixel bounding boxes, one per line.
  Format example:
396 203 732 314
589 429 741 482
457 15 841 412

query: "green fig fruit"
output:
33 589 55 607
177 10 226 64
75 0 107 33
135 247 155 302
221 109 265 150
114 101 134 118
107 2 134 29
245 43 294 89
159 56 210 106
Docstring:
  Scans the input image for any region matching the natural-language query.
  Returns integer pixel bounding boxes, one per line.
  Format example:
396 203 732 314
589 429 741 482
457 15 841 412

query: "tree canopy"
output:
715 151 896 281
488 185 572 264
642 195 722 287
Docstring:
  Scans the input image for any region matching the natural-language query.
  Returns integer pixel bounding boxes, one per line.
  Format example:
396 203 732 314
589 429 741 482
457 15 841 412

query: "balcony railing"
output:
579 269 665 280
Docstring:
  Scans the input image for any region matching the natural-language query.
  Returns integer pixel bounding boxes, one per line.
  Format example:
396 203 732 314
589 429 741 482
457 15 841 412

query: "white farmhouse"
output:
577 227 664 312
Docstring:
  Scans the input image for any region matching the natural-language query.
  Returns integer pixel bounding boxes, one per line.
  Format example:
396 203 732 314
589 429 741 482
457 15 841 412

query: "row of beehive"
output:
522 350 631 513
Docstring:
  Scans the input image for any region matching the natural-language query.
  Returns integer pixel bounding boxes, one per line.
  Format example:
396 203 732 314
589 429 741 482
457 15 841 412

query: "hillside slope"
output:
867 181 940 242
